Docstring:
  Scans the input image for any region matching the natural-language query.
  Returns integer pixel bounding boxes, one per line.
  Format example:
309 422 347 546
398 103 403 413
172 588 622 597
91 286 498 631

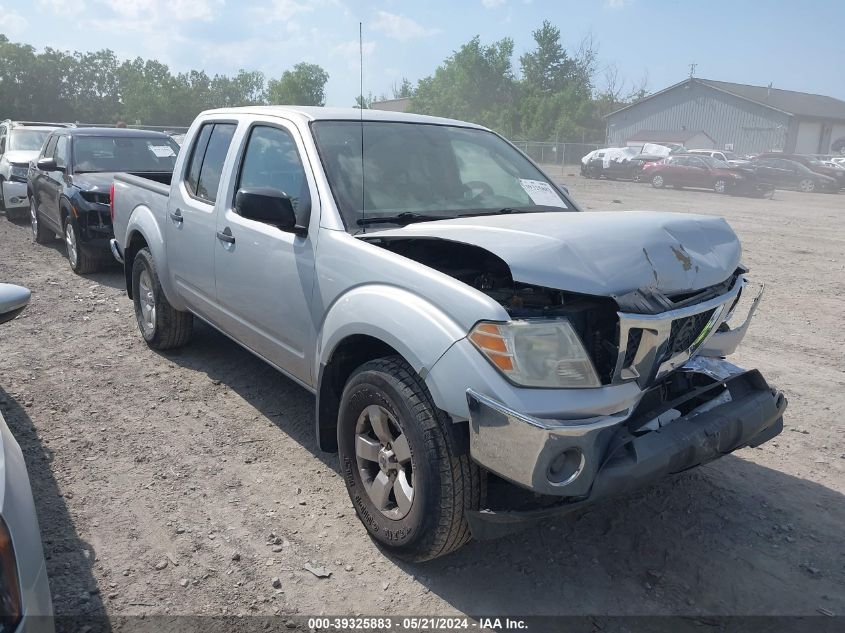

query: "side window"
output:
196 124 236 203
236 125 311 224
672 157 688 166
41 135 57 159
54 136 69 169
0 128 6 154
185 124 213 198
689 157 706 169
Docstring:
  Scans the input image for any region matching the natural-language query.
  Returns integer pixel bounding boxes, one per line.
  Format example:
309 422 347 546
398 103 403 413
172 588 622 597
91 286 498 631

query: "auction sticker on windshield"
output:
519 178 566 207
149 144 176 158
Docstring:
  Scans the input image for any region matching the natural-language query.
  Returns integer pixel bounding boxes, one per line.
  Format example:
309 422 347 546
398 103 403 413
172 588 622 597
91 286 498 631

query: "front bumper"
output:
466 361 786 536
2 180 28 209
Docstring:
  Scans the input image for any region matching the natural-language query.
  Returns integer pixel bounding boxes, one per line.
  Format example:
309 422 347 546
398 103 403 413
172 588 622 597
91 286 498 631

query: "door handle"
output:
217 228 235 244
170 208 183 222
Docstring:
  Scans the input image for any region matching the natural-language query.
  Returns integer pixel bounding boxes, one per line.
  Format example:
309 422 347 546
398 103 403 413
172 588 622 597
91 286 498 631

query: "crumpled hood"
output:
3 150 38 166
368 211 741 297
70 172 119 192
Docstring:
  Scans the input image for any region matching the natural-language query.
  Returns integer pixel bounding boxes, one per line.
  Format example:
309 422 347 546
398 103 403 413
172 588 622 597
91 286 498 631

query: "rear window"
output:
184 123 236 203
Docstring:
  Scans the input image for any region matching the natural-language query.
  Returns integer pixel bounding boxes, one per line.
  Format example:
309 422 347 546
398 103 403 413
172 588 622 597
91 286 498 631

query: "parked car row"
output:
581 143 845 195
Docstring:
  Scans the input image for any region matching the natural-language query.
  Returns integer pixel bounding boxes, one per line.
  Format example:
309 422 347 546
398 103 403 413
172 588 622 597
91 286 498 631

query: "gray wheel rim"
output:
65 222 78 267
799 179 814 192
355 404 414 520
138 269 156 335
715 179 726 193
30 199 38 236
653 175 663 187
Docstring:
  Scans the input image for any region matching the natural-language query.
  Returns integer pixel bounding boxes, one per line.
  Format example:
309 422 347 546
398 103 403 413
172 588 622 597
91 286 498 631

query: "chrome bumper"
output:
466 359 786 502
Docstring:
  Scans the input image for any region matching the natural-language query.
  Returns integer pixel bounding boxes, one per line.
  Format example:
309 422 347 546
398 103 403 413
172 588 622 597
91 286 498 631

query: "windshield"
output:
311 121 570 231
73 136 180 173
9 129 51 152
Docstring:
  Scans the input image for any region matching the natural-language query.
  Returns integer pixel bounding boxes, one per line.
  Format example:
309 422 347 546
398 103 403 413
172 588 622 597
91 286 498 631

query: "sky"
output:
1 0 844 110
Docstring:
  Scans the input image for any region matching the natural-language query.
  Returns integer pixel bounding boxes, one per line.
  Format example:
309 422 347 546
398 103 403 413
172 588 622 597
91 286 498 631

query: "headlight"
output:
0 516 22 633
9 165 28 180
469 319 601 388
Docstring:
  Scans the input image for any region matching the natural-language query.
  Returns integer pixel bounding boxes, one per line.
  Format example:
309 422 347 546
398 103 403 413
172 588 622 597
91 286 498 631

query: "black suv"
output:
28 127 180 273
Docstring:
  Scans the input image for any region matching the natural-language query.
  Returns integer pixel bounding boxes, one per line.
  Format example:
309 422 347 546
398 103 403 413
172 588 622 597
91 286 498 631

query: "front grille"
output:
666 308 716 357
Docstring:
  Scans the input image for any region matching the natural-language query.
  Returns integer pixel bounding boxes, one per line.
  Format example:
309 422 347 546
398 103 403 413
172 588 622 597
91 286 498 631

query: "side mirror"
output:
235 187 300 233
0 283 31 325
36 157 59 171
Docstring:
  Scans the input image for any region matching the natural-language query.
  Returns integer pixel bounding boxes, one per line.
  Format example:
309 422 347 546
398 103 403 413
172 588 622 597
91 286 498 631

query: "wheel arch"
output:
314 286 467 452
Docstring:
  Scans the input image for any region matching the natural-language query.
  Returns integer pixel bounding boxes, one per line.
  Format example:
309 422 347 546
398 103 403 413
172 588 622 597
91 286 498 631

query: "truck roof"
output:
198 105 487 130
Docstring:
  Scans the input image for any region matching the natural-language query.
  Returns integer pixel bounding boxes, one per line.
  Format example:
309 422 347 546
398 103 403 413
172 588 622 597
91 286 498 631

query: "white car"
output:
0 283 53 633
0 121 72 221
686 149 749 167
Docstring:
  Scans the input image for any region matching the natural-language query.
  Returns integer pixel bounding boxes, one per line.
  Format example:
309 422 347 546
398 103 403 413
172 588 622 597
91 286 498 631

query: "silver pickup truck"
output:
110 107 786 561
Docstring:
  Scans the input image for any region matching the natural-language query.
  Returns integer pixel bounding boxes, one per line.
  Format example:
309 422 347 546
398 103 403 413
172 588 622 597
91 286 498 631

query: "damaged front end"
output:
364 227 783 538
465 360 786 540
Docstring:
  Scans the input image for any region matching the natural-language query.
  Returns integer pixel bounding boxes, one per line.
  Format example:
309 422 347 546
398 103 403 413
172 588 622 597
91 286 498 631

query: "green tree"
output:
412 35 518 134
267 63 329 106
392 77 414 99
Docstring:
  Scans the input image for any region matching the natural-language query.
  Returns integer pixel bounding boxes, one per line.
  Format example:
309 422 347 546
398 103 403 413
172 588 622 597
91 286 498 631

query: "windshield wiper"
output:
356 212 452 227
457 207 529 218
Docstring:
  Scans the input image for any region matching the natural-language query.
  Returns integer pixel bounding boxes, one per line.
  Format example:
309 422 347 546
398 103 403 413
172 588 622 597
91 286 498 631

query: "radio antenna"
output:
359 22 366 232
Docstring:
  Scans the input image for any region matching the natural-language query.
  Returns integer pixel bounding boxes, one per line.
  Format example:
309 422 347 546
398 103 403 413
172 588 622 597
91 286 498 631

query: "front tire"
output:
31 198 52 244
338 356 484 561
714 178 728 194
131 247 193 350
651 174 665 188
798 178 816 193
64 217 101 274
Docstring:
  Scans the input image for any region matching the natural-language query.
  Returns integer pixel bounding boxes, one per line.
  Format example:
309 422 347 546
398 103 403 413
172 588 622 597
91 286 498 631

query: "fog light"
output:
547 448 585 485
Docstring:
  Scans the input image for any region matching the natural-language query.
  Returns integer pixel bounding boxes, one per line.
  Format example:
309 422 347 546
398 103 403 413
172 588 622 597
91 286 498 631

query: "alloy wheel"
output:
799 179 815 193
354 404 414 520
30 199 38 237
65 222 78 268
138 269 156 335
652 175 664 188
714 179 727 194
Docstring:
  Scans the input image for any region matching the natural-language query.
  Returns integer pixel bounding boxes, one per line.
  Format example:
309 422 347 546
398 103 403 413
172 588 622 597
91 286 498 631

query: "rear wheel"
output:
131 247 193 350
651 174 665 188
798 178 816 193
338 356 484 561
31 198 53 244
714 178 728 194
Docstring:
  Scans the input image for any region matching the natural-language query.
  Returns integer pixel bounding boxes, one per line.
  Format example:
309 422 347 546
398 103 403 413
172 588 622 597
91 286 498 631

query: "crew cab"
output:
0 120 72 221
28 127 179 273
110 107 786 561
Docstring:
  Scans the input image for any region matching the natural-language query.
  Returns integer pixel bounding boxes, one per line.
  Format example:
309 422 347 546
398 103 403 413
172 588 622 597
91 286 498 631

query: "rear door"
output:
212 121 318 385
166 120 237 316
685 156 712 188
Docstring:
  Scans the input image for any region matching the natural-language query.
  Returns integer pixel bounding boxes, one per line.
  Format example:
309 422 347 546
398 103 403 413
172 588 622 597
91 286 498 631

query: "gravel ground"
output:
1 177 843 623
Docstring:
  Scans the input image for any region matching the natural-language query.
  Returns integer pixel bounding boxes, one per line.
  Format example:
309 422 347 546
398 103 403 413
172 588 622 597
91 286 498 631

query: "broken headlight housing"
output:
469 319 601 388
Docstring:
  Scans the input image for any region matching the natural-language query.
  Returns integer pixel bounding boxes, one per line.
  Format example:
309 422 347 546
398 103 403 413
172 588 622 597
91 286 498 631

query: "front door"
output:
166 121 237 316
213 122 318 385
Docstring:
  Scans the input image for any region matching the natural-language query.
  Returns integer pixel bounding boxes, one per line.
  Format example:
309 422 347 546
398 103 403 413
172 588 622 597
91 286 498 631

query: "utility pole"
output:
688 62 697 78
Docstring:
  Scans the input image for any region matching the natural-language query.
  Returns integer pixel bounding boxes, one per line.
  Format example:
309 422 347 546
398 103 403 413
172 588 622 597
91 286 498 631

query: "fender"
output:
124 205 189 312
317 284 467 377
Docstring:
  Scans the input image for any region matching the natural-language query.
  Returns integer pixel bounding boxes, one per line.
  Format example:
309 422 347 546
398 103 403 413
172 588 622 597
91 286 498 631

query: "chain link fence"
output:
512 141 601 165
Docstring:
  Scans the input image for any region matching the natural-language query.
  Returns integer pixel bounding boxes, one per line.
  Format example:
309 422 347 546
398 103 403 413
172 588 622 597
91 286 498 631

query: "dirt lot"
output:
1 177 843 624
